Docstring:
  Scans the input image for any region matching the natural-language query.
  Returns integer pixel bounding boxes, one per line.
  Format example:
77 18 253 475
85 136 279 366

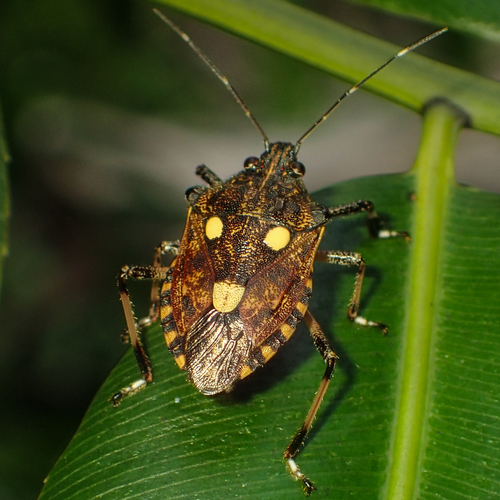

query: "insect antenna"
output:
294 27 448 154
153 8 270 152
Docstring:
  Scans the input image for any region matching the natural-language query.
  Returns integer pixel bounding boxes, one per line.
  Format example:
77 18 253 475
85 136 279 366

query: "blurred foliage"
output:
0 0 498 499
0 106 10 294
351 0 500 41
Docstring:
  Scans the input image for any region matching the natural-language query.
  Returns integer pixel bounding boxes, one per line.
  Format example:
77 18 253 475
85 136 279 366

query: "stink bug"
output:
112 11 446 495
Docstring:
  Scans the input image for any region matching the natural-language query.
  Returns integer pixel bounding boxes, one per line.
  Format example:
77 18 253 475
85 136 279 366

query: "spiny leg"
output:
325 199 409 240
287 205 398 489
119 241 179 340
285 310 338 495
315 249 387 332
111 241 179 406
195 164 222 186
144 240 180 327
111 264 170 406
184 166 222 204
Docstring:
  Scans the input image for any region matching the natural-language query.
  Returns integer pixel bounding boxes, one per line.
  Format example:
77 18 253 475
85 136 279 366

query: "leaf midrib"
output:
384 103 465 499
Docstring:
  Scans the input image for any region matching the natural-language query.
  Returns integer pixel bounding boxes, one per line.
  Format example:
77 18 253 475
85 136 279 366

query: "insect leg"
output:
316 249 387 332
119 241 179 341
195 164 222 186
284 309 338 496
325 200 409 239
145 240 180 327
111 262 171 406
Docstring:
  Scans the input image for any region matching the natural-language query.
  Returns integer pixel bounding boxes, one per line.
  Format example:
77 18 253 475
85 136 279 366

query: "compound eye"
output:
289 161 305 177
244 156 260 170
185 185 205 204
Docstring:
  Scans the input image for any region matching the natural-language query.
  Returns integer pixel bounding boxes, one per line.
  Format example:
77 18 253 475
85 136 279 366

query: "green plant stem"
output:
156 0 500 136
384 101 466 499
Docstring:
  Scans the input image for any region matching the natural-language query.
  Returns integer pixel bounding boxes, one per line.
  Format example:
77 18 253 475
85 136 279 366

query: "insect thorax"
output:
192 142 328 231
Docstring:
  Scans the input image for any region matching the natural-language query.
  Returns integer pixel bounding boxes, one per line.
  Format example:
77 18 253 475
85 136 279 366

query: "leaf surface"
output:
155 0 500 137
346 0 500 42
38 2 500 499
38 105 500 500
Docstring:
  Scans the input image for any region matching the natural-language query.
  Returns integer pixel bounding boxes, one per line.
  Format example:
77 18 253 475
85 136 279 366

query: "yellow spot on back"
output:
213 281 245 313
205 216 223 239
264 226 290 251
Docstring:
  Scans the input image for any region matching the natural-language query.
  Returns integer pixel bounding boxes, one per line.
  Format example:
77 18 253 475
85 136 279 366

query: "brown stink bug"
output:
111 11 446 495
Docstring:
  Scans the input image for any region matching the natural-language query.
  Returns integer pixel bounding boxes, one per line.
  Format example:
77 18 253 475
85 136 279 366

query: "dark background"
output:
1 1 499 498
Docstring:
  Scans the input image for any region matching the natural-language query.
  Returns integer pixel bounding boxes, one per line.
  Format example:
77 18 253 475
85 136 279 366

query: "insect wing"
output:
164 201 324 394
239 227 322 348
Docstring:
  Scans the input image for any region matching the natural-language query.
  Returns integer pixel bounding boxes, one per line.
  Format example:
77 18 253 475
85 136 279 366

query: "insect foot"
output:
287 457 316 496
109 378 147 407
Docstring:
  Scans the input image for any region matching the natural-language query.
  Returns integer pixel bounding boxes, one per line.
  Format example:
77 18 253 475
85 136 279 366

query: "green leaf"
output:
38 100 500 499
0 104 10 295
154 0 500 137
38 2 500 499
40 163 414 500
345 0 500 42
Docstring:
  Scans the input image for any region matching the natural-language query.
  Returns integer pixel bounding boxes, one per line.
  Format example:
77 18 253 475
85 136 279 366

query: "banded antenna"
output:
294 27 447 154
153 9 270 152
154 9 446 155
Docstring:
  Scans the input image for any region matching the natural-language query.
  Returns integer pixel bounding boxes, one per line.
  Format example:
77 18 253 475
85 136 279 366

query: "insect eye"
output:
289 161 305 178
185 186 205 204
244 156 260 170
